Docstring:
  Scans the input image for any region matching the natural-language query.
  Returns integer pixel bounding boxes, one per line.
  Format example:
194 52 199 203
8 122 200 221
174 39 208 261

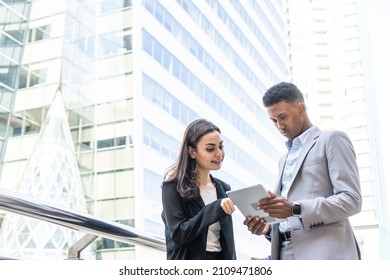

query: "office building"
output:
286 0 389 259
0 0 288 259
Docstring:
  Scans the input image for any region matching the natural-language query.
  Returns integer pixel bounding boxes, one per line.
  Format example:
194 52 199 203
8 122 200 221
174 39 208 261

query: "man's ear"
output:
297 102 306 113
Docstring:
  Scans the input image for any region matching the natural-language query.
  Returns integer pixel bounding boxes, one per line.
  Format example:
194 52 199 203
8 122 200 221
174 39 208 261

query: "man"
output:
245 82 362 260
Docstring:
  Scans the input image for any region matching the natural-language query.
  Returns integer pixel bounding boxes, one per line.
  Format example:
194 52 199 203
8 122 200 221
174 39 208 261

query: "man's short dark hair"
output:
263 82 304 107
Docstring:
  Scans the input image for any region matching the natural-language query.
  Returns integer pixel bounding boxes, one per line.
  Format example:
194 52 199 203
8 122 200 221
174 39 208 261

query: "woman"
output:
161 119 236 260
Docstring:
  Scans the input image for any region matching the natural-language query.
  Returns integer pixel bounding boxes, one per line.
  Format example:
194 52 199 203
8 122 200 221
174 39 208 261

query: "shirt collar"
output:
285 126 316 151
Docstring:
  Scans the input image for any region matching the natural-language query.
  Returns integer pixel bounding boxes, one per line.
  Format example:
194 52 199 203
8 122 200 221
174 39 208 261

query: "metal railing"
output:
0 188 166 259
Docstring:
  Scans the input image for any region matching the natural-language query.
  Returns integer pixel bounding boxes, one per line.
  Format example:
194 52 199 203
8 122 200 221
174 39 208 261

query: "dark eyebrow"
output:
205 140 224 146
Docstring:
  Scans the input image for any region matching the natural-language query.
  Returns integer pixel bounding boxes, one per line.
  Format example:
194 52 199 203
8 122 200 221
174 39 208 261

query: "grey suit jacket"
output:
270 126 362 259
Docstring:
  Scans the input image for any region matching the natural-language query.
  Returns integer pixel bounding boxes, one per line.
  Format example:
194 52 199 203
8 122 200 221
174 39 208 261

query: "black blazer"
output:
161 175 236 260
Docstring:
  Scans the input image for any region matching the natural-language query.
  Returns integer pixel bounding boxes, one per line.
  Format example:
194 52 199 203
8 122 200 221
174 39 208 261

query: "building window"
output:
143 120 179 160
29 68 46 87
9 107 43 137
28 25 50 42
97 136 133 149
99 0 132 14
0 63 18 88
97 139 115 149
18 66 47 89
97 28 132 58
144 168 162 202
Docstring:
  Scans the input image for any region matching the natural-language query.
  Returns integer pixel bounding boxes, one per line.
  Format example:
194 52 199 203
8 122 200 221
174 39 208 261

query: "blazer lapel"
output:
194 195 205 209
193 175 224 208
285 127 321 194
276 153 289 195
212 177 226 199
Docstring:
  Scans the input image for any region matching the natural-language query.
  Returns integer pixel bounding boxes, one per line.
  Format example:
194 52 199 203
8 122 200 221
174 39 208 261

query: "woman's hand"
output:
221 198 235 215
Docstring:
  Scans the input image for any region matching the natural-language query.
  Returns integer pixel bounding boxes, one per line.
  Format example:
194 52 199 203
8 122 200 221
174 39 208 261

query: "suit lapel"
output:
276 154 288 195
194 195 205 208
212 176 226 199
284 127 321 194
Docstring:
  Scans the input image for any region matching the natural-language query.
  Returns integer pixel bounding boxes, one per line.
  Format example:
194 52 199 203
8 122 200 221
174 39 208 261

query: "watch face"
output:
293 203 301 215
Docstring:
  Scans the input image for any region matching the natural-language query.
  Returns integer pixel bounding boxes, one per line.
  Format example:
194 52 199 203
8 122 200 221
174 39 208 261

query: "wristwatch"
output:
292 201 301 217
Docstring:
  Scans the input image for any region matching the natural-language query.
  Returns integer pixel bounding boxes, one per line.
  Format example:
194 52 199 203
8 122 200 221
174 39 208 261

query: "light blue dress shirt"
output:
278 126 316 233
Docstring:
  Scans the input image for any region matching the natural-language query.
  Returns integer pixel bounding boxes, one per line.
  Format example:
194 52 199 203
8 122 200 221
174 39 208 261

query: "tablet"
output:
226 184 286 225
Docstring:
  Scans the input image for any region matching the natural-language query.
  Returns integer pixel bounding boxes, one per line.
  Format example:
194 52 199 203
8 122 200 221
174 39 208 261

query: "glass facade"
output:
139 0 286 259
0 93 90 259
0 0 32 176
0 0 288 259
2 0 386 261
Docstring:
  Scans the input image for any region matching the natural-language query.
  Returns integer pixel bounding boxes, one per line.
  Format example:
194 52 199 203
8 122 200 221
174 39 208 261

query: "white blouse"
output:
200 187 221 252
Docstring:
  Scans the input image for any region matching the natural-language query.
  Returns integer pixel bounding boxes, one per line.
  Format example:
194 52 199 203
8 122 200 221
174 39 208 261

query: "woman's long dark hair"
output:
162 119 221 200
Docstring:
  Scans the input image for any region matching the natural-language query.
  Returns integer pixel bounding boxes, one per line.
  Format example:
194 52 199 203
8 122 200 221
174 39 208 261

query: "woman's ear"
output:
188 146 196 159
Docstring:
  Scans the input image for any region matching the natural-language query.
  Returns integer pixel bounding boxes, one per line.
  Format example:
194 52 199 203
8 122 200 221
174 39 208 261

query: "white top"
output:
200 187 221 252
